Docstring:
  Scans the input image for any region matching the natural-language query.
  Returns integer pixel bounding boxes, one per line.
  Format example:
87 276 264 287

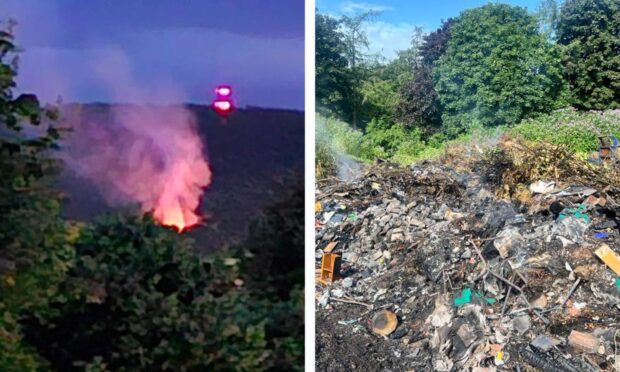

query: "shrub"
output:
23 214 273 371
236 177 304 371
320 115 364 157
316 135 336 179
315 114 365 178
511 108 620 154
358 76 402 124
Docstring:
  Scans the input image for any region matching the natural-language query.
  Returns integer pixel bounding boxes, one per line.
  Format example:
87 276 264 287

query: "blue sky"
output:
3 0 304 109
317 0 543 60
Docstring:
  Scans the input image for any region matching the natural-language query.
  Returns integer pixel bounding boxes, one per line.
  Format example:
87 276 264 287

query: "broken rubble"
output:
316 140 620 371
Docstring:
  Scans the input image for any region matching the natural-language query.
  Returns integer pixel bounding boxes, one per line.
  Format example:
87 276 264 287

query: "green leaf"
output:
13 94 40 122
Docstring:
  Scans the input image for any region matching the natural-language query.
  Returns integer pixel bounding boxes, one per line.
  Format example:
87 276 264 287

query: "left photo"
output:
0 1 304 371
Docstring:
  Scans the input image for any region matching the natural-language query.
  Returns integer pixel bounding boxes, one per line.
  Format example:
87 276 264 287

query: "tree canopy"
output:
434 4 566 137
399 19 453 134
316 13 352 121
557 0 620 109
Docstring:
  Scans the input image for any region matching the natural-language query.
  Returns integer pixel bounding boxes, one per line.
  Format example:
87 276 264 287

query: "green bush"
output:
22 214 272 371
511 108 620 154
236 178 304 371
320 115 364 157
361 119 420 158
358 76 402 123
315 114 365 177
316 135 336 178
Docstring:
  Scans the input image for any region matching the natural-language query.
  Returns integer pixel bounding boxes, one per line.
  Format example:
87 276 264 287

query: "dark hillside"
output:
56 103 304 250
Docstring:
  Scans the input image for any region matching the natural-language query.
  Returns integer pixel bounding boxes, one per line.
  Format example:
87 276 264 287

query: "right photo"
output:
315 0 620 370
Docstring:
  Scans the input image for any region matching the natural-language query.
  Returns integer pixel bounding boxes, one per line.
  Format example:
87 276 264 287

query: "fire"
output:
152 158 210 232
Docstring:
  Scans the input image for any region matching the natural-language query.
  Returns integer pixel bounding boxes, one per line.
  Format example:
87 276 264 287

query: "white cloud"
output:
340 2 394 14
364 21 424 60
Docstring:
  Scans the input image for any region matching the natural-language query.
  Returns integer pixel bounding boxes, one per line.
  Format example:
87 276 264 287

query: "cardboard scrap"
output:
594 244 620 276
324 241 337 253
568 330 600 354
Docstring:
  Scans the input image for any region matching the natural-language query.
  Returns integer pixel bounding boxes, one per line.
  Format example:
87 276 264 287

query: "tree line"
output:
316 0 620 146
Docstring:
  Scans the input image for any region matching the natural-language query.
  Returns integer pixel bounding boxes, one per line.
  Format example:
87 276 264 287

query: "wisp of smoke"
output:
62 48 211 232
315 115 361 183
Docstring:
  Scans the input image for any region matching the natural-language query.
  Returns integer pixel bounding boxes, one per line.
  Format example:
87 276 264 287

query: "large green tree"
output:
340 11 379 128
399 19 453 134
434 4 565 137
557 0 620 110
0 21 72 371
316 12 352 121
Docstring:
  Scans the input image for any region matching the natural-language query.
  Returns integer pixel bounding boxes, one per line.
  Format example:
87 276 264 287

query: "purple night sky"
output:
3 0 304 110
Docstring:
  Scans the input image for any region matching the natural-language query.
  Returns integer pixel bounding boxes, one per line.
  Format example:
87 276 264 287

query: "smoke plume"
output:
62 48 211 232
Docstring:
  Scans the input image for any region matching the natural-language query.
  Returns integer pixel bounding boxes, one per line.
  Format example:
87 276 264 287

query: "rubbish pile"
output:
315 137 620 371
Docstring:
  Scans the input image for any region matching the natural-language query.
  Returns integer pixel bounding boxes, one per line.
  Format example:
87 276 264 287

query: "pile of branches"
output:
482 136 620 200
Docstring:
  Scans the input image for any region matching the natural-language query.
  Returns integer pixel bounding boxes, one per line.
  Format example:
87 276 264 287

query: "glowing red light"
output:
213 99 232 114
215 86 232 97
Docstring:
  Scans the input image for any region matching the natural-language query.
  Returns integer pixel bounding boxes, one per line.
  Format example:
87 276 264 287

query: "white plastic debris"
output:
529 180 555 194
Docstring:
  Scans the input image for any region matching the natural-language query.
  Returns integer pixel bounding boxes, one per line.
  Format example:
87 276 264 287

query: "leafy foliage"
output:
419 18 453 66
22 212 301 372
511 108 620 154
358 76 402 123
399 64 441 133
557 0 620 110
316 10 385 129
434 4 566 137
236 177 304 370
399 19 453 134
361 118 424 160
0 20 72 372
316 13 353 121
315 114 365 178
316 135 337 179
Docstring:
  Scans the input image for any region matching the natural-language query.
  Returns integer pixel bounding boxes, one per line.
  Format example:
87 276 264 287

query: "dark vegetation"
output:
316 0 620 170
0 24 303 371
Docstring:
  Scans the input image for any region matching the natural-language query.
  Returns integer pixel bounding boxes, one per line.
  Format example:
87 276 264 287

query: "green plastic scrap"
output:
348 212 358 221
454 288 472 306
454 288 497 306
559 204 590 222
478 292 497 304
616 278 620 292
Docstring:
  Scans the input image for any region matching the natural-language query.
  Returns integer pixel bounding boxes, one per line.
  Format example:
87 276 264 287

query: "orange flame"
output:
152 157 211 233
